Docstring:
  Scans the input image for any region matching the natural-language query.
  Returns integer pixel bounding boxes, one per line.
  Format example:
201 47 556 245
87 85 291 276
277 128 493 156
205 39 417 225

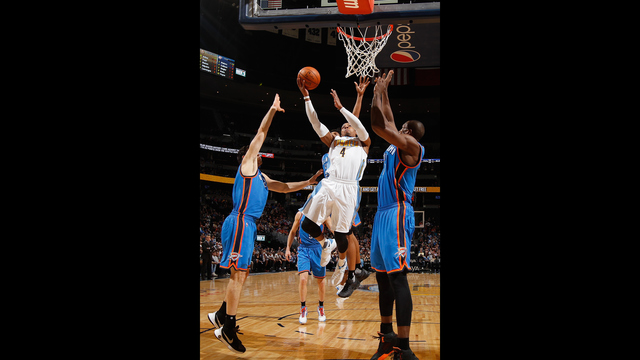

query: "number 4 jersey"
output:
324 136 368 182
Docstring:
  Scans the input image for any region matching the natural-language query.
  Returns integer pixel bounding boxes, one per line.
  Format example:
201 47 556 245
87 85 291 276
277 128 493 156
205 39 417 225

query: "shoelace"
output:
372 331 385 341
231 325 243 336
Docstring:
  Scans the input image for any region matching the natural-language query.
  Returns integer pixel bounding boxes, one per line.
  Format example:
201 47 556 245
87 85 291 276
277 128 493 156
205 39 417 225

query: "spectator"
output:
212 249 220 278
201 234 214 280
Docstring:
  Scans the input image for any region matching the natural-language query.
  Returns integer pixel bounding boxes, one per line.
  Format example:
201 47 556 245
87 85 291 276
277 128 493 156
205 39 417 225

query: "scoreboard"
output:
200 49 235 80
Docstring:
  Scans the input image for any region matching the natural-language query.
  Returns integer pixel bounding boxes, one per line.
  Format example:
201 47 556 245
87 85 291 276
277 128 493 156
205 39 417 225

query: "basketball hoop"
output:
337 24 394 79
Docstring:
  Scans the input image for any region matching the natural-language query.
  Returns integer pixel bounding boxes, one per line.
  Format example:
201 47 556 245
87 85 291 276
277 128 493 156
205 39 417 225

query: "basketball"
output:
297 66 321 90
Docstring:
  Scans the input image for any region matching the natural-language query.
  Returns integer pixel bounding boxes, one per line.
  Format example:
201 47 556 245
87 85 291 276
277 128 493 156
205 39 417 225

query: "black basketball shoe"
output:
338 273 361 298
355 267 372 282
370 331 398 360
214 325 246 353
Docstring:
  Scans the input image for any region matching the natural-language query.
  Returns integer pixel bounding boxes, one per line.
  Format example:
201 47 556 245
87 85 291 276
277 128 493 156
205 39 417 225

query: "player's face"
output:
341 123 356 137
400 122 411 135
257 154 263 167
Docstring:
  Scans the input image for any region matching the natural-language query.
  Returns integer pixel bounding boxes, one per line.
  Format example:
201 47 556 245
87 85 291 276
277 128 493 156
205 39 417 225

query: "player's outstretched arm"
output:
298 77 335 147
263 169 323 194
371 71 421 157
371 71 404 144
352 76 370 118
330 89 371 148
242 94 284 176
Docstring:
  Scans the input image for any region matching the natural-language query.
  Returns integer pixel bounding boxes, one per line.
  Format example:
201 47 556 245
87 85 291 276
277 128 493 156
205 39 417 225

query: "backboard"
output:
239 0 440 30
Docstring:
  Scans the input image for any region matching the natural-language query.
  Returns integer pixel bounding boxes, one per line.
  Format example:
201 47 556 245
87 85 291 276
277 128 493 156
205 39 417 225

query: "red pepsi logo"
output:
390 50 421 63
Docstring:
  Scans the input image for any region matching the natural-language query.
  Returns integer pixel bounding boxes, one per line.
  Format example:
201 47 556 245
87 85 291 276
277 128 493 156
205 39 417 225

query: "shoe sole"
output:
207 311 222 329
320 240 337 267
214 327 245 354
331 264 347 286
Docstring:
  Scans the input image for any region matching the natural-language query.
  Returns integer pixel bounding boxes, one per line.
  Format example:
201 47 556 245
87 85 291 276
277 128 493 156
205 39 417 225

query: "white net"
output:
337 24 393 78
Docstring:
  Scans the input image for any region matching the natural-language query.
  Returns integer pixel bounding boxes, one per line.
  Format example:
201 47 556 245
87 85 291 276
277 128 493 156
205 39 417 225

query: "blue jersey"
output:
231 165 269 220
322 153 330 174
377 144 424 208
298 214 322 248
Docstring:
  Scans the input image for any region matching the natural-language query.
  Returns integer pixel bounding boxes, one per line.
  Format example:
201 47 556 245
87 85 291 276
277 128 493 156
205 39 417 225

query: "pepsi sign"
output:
390 50 421 63
377 22 440 68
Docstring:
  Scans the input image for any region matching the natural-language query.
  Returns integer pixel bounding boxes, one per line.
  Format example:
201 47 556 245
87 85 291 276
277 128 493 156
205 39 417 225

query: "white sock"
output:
338 258 346 268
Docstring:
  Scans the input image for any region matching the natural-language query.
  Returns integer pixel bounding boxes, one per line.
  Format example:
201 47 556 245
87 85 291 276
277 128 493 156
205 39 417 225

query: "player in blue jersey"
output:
285 211 332 324
207 94 323 354
368 71 425 360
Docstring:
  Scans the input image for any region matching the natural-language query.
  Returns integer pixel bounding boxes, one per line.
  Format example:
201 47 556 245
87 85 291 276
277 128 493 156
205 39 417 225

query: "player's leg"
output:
350 232 371 282
208 215 234 329
369 209 399 360
212 216 254 354
388 271 412 343
390 206 417 358
369 270 398 360
300 183 333 246
346 231 357 273
301 216 337 267
311 247 327 322
335 188 362 298
301 182 337 265
376 271 395 324
214 266 248 353
299 271 309 324
316 277 326 321
224 267 250 315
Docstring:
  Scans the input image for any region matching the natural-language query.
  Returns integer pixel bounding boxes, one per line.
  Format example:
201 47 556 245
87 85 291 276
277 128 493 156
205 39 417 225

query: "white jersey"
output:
325 136 368 182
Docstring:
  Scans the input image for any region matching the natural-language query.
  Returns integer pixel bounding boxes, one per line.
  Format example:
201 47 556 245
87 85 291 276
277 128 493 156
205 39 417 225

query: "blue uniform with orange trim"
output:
370 143 424 273
220 165 269 271
296 214 325 278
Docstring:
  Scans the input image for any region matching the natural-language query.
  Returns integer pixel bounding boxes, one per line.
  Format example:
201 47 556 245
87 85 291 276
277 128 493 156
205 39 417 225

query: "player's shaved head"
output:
406 120 425 141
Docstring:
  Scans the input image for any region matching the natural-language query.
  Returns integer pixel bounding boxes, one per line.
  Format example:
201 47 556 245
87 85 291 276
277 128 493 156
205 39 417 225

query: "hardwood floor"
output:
200 271 440 359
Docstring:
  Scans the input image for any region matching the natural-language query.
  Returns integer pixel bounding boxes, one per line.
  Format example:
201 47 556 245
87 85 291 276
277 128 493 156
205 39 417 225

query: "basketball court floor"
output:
200 270 440 359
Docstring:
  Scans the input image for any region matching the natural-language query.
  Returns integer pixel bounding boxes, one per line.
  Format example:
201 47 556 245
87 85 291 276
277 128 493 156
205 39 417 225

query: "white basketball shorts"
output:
300 177 359 234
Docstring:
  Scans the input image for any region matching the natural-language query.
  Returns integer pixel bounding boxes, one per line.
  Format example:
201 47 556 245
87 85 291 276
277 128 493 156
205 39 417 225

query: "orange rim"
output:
337 24 393 41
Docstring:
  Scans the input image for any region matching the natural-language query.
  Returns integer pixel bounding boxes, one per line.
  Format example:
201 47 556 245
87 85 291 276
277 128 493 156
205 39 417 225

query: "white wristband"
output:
303 96 310 101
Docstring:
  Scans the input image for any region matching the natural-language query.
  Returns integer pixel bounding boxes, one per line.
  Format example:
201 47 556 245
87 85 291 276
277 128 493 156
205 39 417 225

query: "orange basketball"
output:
297 66 321 90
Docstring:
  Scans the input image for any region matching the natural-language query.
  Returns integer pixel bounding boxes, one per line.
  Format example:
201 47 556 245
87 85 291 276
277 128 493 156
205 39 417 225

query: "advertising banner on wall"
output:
376 22 440 68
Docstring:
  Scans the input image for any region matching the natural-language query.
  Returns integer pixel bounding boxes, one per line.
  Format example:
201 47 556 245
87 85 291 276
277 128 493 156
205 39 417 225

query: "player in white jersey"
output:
297 76 371 297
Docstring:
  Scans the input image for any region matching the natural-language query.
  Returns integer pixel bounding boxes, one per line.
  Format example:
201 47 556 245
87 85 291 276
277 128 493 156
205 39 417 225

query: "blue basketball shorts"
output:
297 245 325 278
219 211 257 271
370 202 415 274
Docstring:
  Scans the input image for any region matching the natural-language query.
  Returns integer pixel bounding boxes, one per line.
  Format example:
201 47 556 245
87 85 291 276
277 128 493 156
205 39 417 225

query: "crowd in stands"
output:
200 190 440 279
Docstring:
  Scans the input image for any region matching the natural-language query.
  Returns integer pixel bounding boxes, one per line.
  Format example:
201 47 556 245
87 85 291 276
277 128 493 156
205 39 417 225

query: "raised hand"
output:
373 70 394 94
296 77 310 97
272 93 285 113
329 89 343 110
354 76 371 96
